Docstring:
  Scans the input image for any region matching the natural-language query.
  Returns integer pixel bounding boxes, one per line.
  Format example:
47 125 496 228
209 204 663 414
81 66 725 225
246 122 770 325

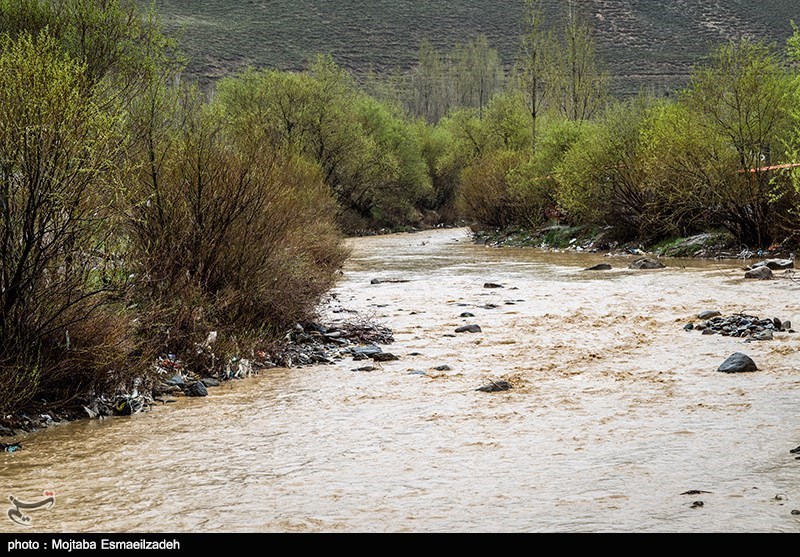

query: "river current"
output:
2 228 799 532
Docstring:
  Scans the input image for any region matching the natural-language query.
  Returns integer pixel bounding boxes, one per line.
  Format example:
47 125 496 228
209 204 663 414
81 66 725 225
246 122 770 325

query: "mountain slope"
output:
142 0 800 94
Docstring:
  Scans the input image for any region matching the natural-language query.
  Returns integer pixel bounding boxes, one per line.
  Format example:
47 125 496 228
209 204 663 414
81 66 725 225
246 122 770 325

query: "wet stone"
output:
484 282 504 289
165 374 185 386
744 266 773 280
629 257 665 269
371 352 399 362
455 324 482 333
200 378 220 388
584 263 612 271
433 365 452 371
698 310 721 320
476 380 513 392
460 312 475 318
183 381 208 397
717 353 758 373
353 366 378 372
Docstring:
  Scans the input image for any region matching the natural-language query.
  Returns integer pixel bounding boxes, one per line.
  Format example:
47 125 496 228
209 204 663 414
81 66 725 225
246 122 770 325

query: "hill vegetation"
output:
138 0 799 96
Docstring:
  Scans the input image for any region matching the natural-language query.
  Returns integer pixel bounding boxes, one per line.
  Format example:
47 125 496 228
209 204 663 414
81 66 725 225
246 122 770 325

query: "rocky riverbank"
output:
474 224 798 261
0 317 396 443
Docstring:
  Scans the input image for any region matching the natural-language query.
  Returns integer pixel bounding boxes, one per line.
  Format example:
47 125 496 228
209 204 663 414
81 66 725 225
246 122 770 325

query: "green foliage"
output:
681 39 796 245
0 32 129 413
556 97 656 238
127 81 348 365
217 57 433 231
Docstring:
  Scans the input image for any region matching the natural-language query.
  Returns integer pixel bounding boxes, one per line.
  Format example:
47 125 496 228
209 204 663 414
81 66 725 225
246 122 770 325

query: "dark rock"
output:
484 282 504 288
690 501 704 509
460 312 475 318
353 365 378 372
717 353 758 373
681 490 712 495
773 317 783 330
0 442 22 453
408 352 422 356
754 330 773 341
184 381 208 397
683 323 694 331
695 321 707 331
476 380 513 392
698 310 721 320
744 266 773 280
783 320 792 331
455 324 482 333
789 445 800 454
792 510 800 516
371 352 399 362
629 257 665 269
481 304 498 309
201 377 220 388
584 263 612 271
407 370 427 376
504 301 516 305
370 278 410 285
165 374 185 386
433 365 452 371
701 329 715 335
351 345 382 360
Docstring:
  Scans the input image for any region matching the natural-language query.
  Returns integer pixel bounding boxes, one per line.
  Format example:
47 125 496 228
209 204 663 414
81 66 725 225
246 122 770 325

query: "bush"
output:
0 33 130 413
127 84 347 368
556 97 657 239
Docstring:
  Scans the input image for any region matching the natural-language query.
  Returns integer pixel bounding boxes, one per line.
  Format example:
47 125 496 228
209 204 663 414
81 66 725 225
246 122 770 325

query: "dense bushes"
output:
0 2 348 414
0 32 131 412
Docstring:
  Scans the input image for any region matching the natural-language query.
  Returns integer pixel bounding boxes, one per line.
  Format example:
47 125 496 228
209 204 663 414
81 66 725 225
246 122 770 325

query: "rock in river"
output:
183 381 208 397
717 353 758 373
629 257 665 269
476 380 513 392
455 324 482 333
584 263 612 271
460 312 475 318
698 310 721 320
744 266 773 280
371 352 399 362
484 282 504 289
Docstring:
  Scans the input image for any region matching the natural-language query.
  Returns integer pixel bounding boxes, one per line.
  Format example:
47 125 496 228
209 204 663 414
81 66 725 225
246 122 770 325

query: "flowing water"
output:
2 228 799 533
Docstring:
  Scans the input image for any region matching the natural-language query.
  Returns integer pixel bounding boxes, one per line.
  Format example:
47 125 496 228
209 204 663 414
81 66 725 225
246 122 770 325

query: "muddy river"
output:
2 228 799 532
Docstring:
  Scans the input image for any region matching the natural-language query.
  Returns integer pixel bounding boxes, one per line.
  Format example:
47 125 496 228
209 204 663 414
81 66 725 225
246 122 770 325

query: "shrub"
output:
0 33 130 413
127 84 347 368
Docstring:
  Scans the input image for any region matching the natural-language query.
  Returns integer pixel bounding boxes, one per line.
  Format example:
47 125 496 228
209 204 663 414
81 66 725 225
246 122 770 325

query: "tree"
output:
548 0 608 121
0 32 127 412
515 0 551 151
684 39 796 246
449 35 504 117
410 39 448 122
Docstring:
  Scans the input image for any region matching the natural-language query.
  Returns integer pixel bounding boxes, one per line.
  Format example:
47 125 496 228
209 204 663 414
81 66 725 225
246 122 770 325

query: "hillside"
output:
142 0 799 95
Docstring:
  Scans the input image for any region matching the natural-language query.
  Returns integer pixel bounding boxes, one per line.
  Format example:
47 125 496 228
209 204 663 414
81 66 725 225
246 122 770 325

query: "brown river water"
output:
2 228 799 533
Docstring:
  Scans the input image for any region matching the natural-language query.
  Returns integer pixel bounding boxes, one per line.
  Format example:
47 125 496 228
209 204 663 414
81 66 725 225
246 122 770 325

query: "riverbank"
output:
0 315 396 442
473 224 799 261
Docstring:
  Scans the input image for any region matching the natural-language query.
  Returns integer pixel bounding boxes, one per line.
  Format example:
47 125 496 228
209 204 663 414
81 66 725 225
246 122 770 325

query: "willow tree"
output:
684 39 795 246
515 0 551 151
0 33 127 412
547 0 608 121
